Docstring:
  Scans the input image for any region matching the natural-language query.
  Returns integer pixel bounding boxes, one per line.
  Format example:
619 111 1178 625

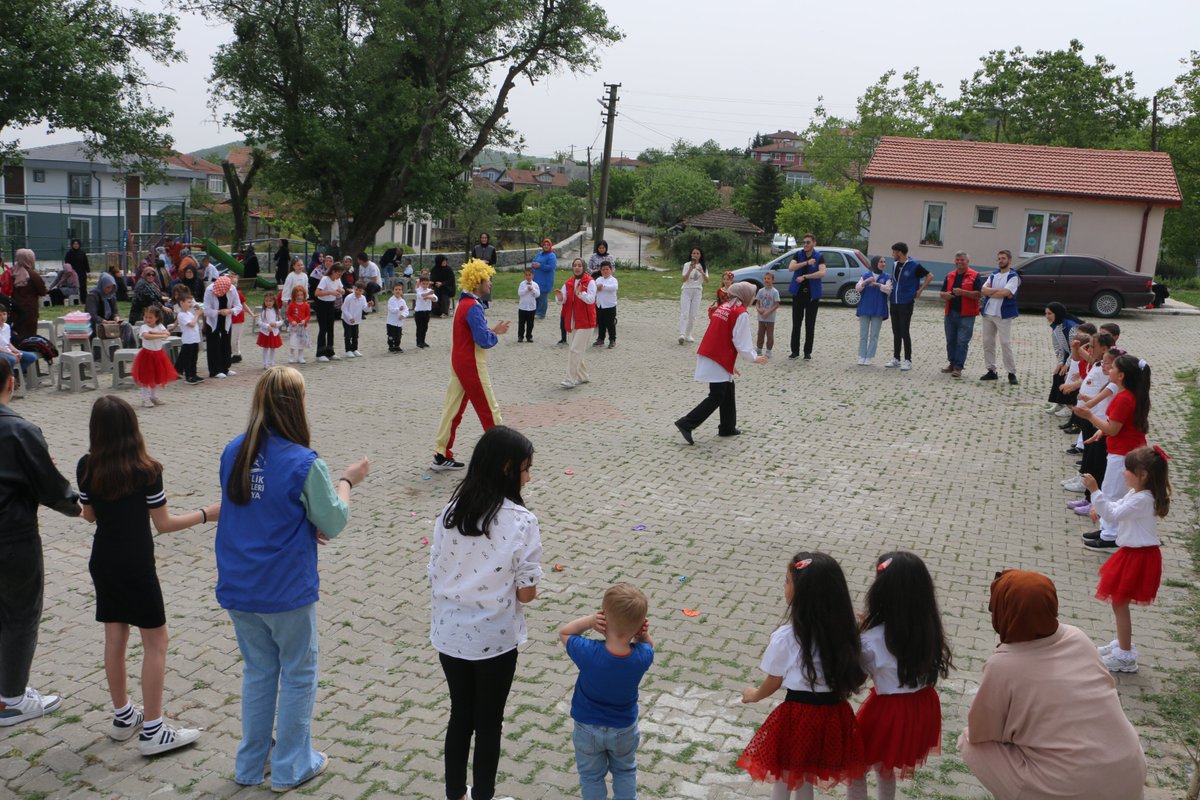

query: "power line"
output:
621 88 857 109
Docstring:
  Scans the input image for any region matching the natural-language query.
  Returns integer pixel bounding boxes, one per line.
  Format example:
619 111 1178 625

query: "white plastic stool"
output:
36 321 52 340
111 349 139 389
57 351 99 392
61 335 90 354
164 336 182 365
93 338 121 372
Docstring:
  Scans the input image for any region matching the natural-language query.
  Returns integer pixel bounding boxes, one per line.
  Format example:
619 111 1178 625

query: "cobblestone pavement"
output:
5 298 1197 799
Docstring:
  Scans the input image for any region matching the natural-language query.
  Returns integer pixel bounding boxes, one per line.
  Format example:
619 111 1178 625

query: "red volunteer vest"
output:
563 275 597 332
944 268 981 316
697 303 747 374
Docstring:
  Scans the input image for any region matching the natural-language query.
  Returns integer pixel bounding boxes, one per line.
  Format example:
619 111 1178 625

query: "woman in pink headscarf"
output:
9 250 48 338
203 274 242 379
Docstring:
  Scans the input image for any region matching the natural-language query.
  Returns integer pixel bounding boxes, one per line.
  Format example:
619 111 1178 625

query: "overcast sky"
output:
13 0 1200 160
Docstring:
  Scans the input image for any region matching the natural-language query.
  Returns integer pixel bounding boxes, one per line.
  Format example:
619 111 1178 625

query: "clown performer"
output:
430 259 511 471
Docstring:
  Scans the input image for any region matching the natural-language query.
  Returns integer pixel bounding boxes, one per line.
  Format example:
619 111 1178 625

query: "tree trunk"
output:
222 150 263 248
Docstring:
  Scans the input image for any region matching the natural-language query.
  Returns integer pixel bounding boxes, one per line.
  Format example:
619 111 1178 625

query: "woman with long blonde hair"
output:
215 367 369 791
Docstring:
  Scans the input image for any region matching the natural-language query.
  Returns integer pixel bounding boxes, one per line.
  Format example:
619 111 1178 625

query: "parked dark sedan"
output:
1015 255 1154 318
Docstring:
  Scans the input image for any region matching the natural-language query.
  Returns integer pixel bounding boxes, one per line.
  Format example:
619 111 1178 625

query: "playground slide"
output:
201 238 278 290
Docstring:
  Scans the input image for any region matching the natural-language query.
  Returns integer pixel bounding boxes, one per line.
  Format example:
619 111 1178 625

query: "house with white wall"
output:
0 142 225 261
863 137 1182 279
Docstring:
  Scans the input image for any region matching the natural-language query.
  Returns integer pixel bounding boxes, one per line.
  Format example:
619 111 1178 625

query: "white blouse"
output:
760 624 830 693
428 499 544 660
860 624 925 695
1091 489 1160 548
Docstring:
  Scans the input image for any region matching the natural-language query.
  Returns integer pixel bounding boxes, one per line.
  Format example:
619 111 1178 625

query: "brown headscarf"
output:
989 569 1059 644
13 249 35 287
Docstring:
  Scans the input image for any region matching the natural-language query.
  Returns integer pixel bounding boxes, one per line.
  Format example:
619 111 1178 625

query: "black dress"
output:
77 455 167 629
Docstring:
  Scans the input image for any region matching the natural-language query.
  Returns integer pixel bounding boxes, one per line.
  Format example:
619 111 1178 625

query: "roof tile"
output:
864 136 1182 206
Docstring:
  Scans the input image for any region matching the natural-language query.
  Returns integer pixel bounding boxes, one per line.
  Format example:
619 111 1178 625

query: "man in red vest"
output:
674 282 768 444
938 250 982 378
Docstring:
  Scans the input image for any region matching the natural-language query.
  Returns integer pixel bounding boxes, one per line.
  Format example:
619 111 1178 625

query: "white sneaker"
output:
354 351 364 357
883 358 901 368
687 336 695 343
560 379 578 388
142 400 155 408
110 707 144 741
900 359 912 371
1097 639 1120 657
316 356 330 362
344 352 356 359
1054 407 1073 418
287 358 297 364
138 722 201 756
1101 650 1139 673
297 358 306 364
863 358 872 366
226 369 237 376
765 349 771 357
0 687 62 727
1062 477 1086 493
215 372 228 379
330 354 341 360
1045 403 1063 414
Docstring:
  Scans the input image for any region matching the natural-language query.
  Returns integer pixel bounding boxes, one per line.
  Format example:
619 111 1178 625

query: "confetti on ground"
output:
632 524 647 531
563 469 575 475
677 576 688 583
410 512 417 517
682 608 702 617
553 564 565 572
423 475 431 480
419 537 429 546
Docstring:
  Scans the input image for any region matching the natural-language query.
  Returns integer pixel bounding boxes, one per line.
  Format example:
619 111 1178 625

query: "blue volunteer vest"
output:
855 271 891 319
216 432 320 613
988 270 1020 319
890 258 925 305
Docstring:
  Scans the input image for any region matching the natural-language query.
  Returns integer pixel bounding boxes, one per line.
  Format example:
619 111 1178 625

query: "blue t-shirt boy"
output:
566 636 654 728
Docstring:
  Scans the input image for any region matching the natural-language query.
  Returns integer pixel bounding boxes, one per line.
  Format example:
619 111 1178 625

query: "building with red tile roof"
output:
864 136 1181 276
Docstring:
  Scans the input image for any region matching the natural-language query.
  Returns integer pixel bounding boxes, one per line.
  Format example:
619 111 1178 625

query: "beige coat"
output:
959 624 1146 800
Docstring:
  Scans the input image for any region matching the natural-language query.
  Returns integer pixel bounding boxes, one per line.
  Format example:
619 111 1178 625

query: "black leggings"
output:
0 538 43 698
315 301 336 357
439 648 518 800
890 302 914 360
595 306 616 343
679 381 737 434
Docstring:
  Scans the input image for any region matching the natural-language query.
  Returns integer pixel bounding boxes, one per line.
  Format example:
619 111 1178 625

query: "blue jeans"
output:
2 351 37 371
943 312 976 369
573 721 639 800
227 604 324 790
857 316 884 360
535 291 549 319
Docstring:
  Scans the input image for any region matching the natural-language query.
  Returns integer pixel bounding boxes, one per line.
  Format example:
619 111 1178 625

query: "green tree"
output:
455 192 501 252
1159 51 1200 269
669 228 745 267
521 191 583 239
633 163 720 227
775 184 862 245
955 40 1148 148
189 0 619 256
745 162 785 233
606 169 640 213
0 0 181 173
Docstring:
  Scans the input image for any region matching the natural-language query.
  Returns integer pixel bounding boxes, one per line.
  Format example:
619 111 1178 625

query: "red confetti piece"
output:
564 469 575 475
682 608 702 617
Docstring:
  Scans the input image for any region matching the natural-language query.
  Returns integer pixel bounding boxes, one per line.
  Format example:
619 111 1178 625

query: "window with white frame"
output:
920 202 945 246
1022 210 1070 255
32 170 45 183
68 173 92 204
207 175 226 194
785 153 794 162
974 206 997 228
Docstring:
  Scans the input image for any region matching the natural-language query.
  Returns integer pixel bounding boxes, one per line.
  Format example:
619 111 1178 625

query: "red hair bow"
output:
794 559 812 570
1152 444 1170 461
877 558 893 572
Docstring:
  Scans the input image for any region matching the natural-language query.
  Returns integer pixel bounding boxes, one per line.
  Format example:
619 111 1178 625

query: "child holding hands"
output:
559 584 655 800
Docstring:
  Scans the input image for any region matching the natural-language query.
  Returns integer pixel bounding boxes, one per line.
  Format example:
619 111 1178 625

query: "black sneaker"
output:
231 355 242 364
674 420 694 445
1008 373 1019 385
429 454 465 472
1083 537 1117 550
1066 445 1084 454
803 354 811 360
718 428 742 437
788 354 799 360
1082 530 1102 541
980 370 999 381
185 376 204 385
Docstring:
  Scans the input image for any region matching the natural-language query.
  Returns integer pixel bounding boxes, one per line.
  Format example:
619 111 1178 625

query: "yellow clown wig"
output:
458 258 496 293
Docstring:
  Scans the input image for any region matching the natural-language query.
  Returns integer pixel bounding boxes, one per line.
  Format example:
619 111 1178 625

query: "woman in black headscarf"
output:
471 232 497 266
173 263 205 303
430 255 456 318
64 238 90 296
242 244 260 280
273 239 291 284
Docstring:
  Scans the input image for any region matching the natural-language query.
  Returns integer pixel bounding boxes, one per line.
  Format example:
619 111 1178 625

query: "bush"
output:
669 229 746 268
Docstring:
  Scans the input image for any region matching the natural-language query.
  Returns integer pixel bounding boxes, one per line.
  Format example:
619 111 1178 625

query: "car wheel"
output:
838 285 861 308
1090 290 1123 318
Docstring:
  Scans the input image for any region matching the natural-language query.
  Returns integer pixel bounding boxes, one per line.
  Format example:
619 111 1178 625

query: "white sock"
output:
113 702 135 722
140 387 152 403
142 717 163 736
263 351 270 369
770 782 791 800
847 778 868 800
795 783 813 800
878 771 897 800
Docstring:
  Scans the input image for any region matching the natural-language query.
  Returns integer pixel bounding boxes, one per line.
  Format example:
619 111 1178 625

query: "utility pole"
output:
586 145 595 236
594 82 621 244
1150 94 1159 151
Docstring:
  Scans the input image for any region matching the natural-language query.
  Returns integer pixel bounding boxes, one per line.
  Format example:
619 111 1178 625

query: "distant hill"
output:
188 140 245 163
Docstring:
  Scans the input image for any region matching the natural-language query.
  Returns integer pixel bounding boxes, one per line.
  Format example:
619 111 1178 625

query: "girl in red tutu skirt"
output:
132 305 178 408
849 552 953 800
1081 444 1171 674
738 552 866 799
256 292 284 369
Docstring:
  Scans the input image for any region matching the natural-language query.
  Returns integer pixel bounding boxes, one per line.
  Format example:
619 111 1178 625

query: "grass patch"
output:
1170 288 1200 308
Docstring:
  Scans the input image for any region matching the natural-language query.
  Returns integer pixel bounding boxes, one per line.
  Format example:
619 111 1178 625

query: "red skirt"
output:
737 698 865 789
257 331 283 348
1096 545 1161 605
855 686 941 777
131 348 178 388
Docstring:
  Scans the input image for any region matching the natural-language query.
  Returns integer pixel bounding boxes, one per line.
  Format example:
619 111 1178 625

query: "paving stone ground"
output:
4 296 1197 799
